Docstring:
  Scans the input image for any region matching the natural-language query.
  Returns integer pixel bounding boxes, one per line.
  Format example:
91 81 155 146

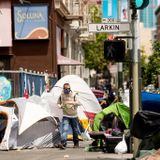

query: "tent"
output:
49 75 102 128
142 91 160 113
0 95 61 150
88 102 130 153
93 102 130 132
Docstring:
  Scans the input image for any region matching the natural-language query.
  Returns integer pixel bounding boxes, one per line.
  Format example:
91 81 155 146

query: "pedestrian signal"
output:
104 40 125 62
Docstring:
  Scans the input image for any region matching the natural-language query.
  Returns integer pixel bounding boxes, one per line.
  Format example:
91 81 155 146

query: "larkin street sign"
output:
88 23 130 33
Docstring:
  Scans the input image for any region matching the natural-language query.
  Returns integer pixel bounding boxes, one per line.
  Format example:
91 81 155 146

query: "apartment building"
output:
0 0 89 79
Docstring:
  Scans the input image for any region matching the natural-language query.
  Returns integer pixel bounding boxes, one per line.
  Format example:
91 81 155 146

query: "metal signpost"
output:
88 0 149 156
89 0 130 93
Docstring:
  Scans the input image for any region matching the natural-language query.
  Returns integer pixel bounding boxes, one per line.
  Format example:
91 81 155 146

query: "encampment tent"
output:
0 95 61 150
93 102 130 132
49 75 102 128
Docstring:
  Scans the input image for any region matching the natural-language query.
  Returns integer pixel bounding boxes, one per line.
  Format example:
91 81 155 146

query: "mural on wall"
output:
0 76 12 102
13 4 49 40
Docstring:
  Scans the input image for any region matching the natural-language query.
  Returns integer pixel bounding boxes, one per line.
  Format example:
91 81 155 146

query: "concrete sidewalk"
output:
0 141 133 160
0 148 133 160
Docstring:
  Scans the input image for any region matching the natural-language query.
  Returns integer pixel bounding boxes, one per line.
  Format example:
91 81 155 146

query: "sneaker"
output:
73 142 79 148
54 144 59 148
58 143 66 150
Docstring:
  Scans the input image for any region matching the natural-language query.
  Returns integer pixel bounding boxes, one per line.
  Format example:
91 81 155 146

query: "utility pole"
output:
129 0 149 156
131 2 140 156
117 0 124 92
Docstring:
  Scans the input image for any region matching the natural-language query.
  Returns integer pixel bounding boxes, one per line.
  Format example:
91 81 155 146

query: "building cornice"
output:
55 0 83 21
55 0 70 17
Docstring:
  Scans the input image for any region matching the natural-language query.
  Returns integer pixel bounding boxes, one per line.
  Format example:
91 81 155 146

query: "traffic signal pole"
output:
131 7 141 156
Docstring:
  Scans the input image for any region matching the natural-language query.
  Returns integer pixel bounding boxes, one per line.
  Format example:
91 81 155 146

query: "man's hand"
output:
58 104 62 108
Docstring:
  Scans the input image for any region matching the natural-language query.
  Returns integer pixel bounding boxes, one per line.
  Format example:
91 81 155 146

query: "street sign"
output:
88 23 130 33
102 18 118 23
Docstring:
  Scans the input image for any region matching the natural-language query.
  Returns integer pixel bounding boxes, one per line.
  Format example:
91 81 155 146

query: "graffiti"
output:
0 76 12 102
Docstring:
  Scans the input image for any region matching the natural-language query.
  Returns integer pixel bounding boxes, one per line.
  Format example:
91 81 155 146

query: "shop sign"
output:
13 4 49 40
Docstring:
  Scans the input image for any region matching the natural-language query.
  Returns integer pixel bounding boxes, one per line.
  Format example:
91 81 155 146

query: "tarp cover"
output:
142 92 160 113
93 102 130 131
131 110 160 139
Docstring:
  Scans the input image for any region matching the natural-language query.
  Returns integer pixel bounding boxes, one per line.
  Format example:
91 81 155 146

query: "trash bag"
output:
131 111 160 139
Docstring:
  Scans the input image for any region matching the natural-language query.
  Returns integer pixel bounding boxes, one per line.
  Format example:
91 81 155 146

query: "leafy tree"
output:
141 54 147 87
140 47 148 87
82 5 108 73
145 40 160 88
83 33 108 72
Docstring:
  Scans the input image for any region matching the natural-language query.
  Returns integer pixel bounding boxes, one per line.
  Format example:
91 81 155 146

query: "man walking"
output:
58 83 80 149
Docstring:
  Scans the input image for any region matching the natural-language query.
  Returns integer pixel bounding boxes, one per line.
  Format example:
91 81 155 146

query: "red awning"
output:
57 54 84 66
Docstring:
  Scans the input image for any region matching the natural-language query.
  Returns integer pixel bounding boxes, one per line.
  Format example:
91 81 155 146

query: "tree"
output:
82 5 108 73
145 41 160 88
83 33 108 72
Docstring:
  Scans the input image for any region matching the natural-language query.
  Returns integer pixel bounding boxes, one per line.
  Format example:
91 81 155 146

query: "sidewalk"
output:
0 141 133 160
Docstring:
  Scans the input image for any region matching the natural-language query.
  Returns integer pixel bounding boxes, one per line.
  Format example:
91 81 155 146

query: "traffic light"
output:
104 40 125 62
130 0 149 9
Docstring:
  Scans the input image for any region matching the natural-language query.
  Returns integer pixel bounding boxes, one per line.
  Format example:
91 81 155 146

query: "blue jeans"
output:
61 117 79 145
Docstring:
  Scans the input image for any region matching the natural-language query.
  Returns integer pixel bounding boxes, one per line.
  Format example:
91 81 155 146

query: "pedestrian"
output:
58 83 81 149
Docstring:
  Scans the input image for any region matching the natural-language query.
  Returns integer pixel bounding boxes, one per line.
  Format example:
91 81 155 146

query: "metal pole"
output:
117 0 123 92
131 7 141 156
117 62 123 89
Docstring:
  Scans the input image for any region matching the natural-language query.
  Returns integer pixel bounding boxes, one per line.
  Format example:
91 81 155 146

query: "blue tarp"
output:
142 91 160 113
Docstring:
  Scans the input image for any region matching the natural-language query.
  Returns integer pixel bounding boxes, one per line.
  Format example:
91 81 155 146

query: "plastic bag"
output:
81 131 91 141
114 134 128 154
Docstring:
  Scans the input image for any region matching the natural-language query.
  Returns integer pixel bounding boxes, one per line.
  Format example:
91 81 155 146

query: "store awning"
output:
57 54 84 66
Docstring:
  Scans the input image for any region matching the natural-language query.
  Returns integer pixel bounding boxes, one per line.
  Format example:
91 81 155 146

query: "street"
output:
0 141 133 160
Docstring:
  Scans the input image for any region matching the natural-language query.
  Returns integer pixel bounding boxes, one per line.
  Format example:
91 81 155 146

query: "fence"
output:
0 70 57 99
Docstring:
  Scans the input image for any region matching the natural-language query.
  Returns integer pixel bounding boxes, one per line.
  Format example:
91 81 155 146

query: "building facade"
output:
0 0 94 98
0 0 87 79
0 0 58 76
155 5 160 40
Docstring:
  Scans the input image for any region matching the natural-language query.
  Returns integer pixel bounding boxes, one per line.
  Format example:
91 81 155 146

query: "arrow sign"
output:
88 23 130 33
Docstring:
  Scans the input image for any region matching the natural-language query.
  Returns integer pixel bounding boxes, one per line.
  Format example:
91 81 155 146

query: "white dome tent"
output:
0 96 61 150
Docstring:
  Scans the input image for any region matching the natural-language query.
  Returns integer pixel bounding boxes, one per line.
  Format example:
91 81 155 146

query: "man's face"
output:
63 84 71 94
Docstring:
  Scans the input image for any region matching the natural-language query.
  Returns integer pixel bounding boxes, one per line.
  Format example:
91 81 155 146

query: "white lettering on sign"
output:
88 23 130 33
16 10 44 23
